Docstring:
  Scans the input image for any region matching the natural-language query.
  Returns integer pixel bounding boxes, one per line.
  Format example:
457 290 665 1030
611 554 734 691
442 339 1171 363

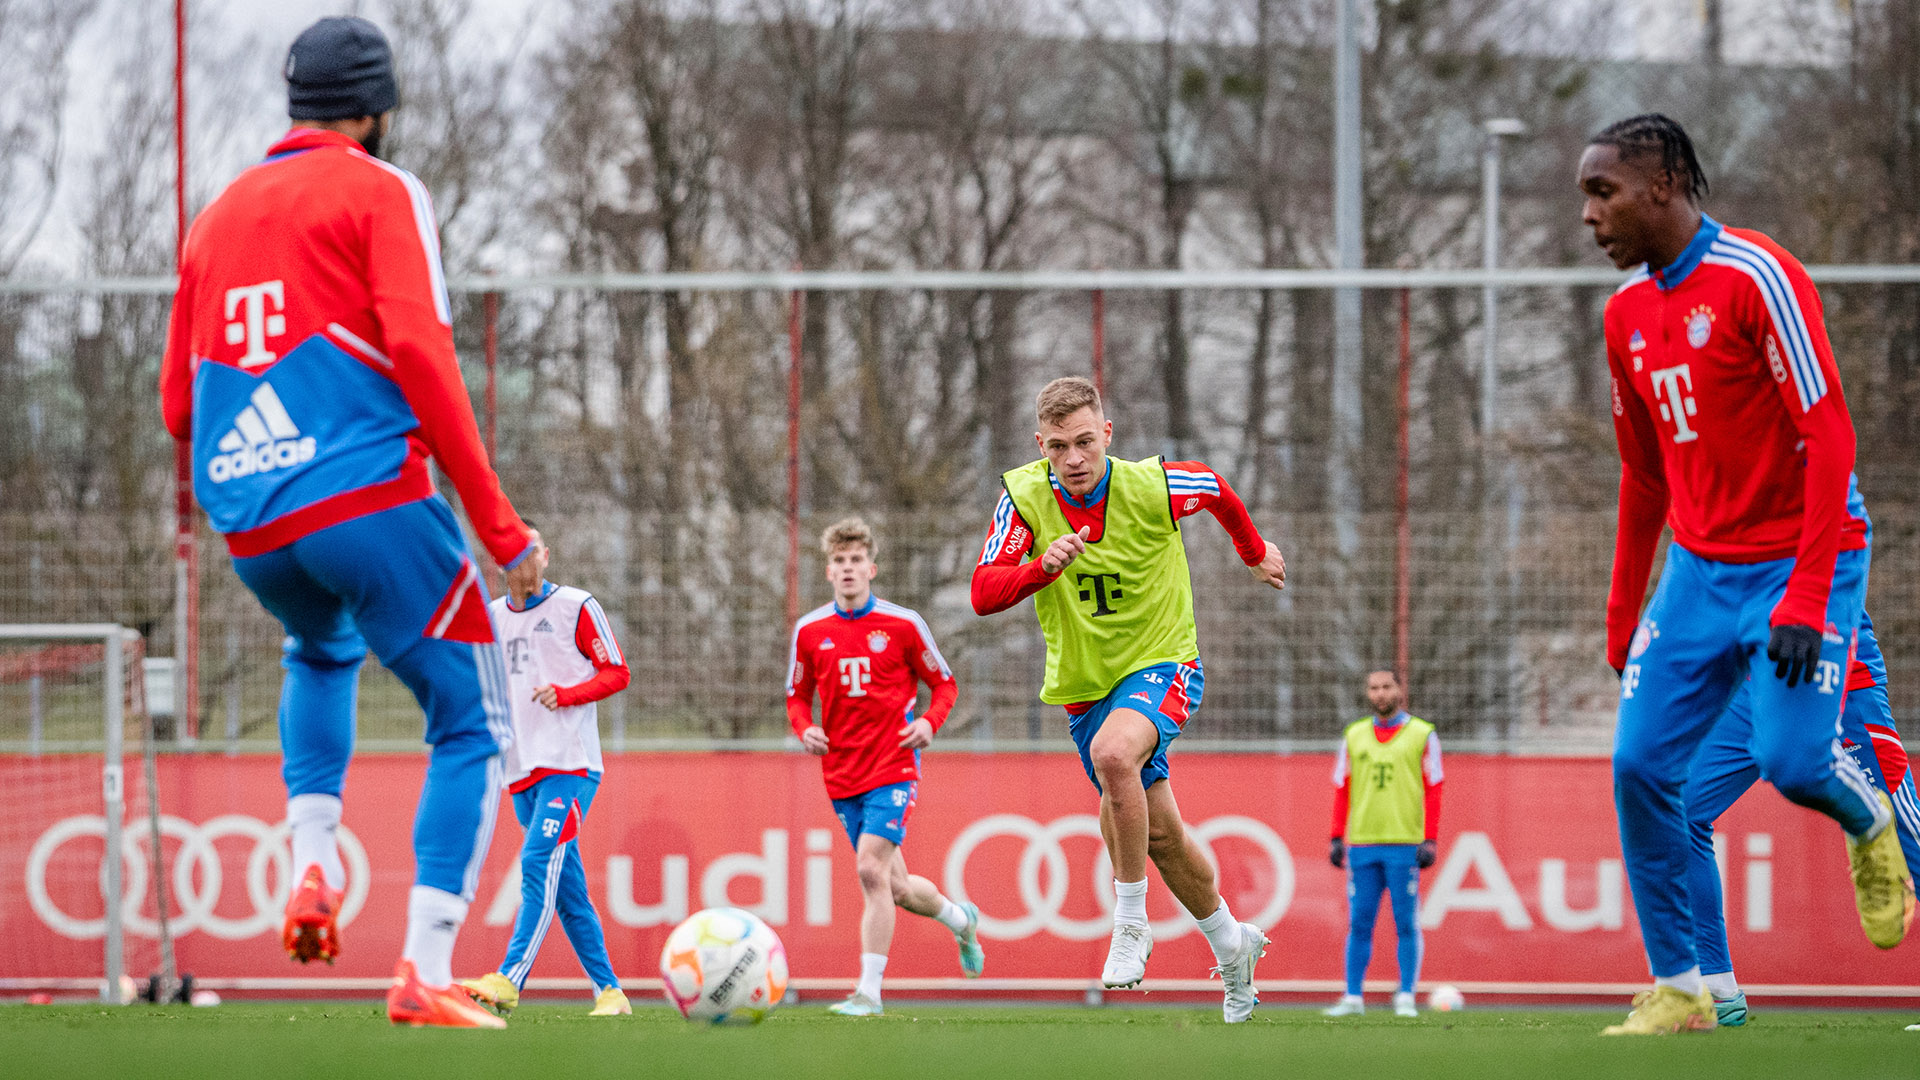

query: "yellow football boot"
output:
589 987 632 1016
1600 986 1716 1036
1850 792 1917 949
458 971 519 1017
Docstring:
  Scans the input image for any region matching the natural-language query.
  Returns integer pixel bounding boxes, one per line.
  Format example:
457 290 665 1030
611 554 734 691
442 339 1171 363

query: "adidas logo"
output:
207 383 315 484
534 619 555 633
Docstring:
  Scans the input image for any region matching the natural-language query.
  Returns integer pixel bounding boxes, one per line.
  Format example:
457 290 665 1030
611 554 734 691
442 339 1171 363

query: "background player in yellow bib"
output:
1323 669 1443 1019
971 376 1288 1023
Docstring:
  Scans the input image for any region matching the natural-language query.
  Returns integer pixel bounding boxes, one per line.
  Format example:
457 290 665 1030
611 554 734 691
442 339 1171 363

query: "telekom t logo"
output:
1649 364 1700 443
225 281 287 368
838 656 871 697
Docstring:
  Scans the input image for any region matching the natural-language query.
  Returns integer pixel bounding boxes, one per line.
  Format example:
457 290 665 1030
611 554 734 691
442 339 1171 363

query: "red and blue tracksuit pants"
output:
1614 542 1879 979
232 495 511 901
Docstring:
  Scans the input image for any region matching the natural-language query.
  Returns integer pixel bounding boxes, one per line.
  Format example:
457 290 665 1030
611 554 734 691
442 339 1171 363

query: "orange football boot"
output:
282 864 343 964
387 960 506 1029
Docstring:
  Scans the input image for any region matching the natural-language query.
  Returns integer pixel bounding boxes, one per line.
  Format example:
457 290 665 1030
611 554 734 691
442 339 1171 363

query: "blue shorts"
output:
1068 660 1204 793
831 780 918 849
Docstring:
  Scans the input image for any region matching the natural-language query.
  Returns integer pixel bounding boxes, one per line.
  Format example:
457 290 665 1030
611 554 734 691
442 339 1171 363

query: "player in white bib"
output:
460 531 632 1017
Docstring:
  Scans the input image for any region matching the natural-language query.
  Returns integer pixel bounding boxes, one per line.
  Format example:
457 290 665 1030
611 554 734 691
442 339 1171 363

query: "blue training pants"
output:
499 772 619 994
1685 677 1920 976
1615 543 1879 978
1344 843 1422 996
232 496 511 901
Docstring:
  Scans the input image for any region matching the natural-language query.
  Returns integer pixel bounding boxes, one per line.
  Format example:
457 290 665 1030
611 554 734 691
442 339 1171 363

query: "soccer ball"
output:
1428 985 1465 1012
660 907 788 1024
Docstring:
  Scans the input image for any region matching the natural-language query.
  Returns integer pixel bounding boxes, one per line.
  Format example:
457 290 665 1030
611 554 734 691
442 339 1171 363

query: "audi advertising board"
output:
5 752 1915 998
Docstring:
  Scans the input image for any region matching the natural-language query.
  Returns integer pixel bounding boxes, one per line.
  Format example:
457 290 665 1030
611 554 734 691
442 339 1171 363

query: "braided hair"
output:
1589 114 1710 203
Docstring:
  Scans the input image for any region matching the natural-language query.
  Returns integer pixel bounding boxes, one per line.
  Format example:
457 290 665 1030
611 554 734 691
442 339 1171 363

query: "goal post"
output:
0 624 141 1003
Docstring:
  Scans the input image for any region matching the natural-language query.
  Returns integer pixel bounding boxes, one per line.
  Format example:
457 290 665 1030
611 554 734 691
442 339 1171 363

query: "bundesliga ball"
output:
1428 985 1465 1012
660 907 788 1024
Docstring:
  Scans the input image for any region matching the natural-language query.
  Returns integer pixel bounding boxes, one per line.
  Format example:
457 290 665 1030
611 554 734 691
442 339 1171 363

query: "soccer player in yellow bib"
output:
1323 669 1442 1019
971 377 1288 1023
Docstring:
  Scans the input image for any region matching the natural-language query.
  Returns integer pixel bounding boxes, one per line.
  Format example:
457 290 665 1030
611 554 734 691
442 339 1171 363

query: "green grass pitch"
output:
4 1001 1915 1079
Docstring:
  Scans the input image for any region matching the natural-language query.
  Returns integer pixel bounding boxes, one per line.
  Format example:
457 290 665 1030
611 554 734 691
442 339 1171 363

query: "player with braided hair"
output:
1580 113 1913 1036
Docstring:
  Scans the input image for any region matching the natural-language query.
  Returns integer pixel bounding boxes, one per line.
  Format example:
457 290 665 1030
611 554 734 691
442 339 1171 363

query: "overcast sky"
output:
19 0 1852 276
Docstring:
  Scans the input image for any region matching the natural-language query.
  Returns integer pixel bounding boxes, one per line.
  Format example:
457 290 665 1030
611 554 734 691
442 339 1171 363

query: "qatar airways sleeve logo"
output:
1649 364 1700 444
225 281 287 368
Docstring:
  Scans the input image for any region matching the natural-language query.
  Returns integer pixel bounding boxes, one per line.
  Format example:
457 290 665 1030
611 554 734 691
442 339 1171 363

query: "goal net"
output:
0 625 161 1002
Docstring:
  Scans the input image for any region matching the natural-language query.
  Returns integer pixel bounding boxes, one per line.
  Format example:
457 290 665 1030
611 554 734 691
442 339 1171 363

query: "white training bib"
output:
490 585 607 785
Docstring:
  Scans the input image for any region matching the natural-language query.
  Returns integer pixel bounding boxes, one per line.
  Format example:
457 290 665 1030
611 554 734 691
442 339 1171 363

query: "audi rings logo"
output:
26 815 370 941
941 814 1294 941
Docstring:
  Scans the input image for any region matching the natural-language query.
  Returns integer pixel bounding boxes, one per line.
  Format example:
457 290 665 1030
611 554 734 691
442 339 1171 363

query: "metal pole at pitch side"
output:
103 629 126 1003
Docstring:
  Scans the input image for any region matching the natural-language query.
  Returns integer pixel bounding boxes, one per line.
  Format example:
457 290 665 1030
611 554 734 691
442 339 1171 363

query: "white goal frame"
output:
1 624 139 1003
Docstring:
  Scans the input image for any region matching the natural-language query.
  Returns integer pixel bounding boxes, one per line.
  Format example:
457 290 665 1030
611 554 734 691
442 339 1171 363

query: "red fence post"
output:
174 0 197 739
786 288 804 631
1395 287 1413 689
1090 288 1105 396
483 289 499 462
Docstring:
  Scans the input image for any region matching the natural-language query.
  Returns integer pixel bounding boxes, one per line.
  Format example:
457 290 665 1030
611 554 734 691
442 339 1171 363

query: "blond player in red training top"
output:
787 518 983 1016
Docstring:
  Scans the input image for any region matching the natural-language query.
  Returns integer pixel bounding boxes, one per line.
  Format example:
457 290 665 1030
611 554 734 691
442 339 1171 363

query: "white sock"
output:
1654 966 1703 996
1192 900 1242 963
1113 879 1149 928
288 794 347 890
856 953 887 1002
402 886 468 989
934 898 970 935
1702 971 1740 999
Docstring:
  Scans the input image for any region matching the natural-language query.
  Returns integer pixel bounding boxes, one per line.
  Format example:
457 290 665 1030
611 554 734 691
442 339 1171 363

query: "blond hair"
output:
820 516 876 558
1035 376 1102 427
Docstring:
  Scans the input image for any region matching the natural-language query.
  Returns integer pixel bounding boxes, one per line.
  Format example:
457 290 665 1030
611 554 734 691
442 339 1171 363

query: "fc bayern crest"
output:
1686 305 1715 349
1629 619 1659 659
868 630 890 653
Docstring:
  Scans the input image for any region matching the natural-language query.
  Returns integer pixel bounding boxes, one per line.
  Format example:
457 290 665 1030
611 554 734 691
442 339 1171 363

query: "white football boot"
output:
1211 922 1268 1024
1323 995 1366 1017
1101 922 1153 988
1393 991 1419 1018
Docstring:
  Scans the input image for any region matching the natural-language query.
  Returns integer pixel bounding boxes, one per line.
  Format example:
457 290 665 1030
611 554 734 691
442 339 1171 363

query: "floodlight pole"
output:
1479 117 1524 736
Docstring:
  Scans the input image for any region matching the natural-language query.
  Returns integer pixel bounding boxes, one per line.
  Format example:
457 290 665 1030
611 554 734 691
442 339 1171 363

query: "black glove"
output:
1329 837 1347 869
1416 839 1438 869
1767 623 1824 689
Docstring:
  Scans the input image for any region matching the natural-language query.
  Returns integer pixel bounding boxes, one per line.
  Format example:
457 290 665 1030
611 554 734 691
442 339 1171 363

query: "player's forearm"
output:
159 291 194 439
1424 779 1443 841
1330 783 1349 840
1773 421 1853 630
386 337 534 567
553 663 630 707
1606 467 1668 669
922 680 959 731
785 695 816 739
970 561 1057 616
1201 474 1267 565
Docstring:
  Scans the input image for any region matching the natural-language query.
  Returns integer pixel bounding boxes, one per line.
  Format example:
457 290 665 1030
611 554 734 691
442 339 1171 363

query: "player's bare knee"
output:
1089 742 1139 780
856 854 891 894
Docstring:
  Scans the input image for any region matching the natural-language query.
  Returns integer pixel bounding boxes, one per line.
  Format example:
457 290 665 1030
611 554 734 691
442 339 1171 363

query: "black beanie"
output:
285 17 398 121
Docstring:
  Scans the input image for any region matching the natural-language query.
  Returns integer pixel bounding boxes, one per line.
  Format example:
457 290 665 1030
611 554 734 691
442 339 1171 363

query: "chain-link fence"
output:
4 274 1919 752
